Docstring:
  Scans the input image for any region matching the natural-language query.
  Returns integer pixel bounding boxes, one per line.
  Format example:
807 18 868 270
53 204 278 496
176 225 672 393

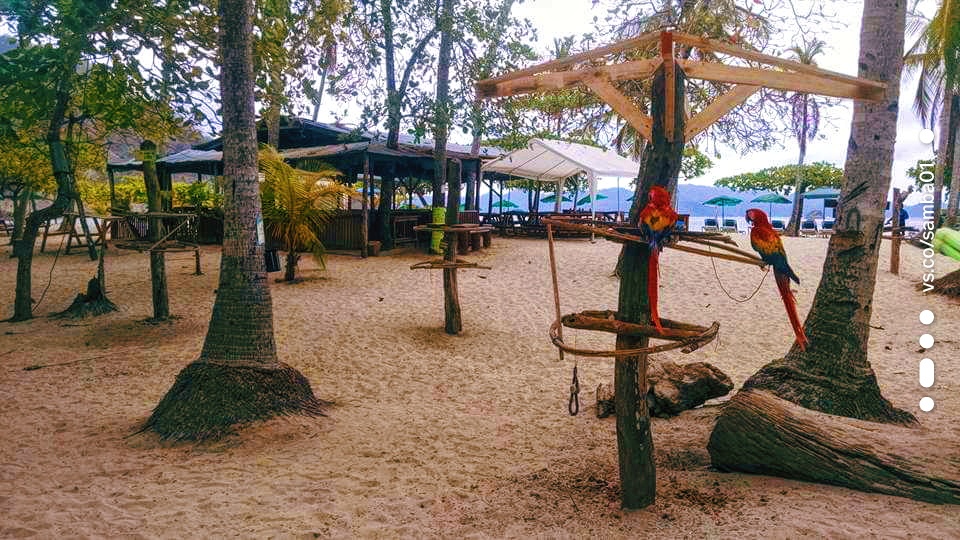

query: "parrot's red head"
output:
648 186 671 206
745 208 770 227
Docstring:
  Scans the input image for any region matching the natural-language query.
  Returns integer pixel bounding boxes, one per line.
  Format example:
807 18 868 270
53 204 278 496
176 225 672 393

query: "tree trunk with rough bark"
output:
709 0 934 504
11 75 77 322
141 0 324 441
432 0 454 212
933 92 955 227
945 93 960 226
785 95 809 236
615 62 687 510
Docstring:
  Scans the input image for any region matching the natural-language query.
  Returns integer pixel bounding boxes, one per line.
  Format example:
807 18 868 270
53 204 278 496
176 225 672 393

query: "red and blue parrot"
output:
639 186 679 334
745 208 810 351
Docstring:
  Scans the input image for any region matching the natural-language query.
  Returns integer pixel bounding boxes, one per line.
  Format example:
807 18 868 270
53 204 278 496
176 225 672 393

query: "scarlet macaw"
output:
639 186 679 333
745 208 810 351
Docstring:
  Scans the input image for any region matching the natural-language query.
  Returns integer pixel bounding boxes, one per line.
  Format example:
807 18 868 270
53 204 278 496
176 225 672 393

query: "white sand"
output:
1 233 958 538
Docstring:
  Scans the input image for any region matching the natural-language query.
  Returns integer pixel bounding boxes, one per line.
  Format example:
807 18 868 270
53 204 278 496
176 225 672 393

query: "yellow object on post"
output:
431 207 446 254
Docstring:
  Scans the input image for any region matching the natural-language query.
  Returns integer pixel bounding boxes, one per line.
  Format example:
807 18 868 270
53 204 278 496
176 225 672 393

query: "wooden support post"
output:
443 159 463 335
361 152 370 258
890 187 902 275
142 140 170 320
660 30 676 142
615 61 687 510
107 169 117 211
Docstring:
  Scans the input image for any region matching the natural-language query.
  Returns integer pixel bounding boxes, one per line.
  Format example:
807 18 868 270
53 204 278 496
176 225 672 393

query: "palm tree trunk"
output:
945 93 960 226
142 0 324 441
708 0 934 504
733 0 914 425
786 96 809 236
933 91 955 227
432 0 455 212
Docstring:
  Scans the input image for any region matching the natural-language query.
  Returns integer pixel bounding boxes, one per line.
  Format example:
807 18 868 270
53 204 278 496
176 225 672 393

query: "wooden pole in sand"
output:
890 187 902 275
141 140 170 320
361 152 370 259
615 33 686 510
443 158 463 335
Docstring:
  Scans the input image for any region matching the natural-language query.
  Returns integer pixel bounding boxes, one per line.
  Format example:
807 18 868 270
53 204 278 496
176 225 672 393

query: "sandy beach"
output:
1 233 958 538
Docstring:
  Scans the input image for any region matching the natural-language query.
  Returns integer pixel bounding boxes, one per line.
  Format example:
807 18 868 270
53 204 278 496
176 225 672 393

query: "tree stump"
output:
708 389 960 505
596 361 733 418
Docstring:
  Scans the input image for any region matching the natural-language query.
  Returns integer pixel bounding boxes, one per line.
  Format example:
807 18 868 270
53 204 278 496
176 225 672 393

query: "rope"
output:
33 232 66 313
708 244 769 303
546 224 564 362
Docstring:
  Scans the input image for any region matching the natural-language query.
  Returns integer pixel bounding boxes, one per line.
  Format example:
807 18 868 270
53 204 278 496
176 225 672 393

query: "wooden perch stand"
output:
478 29 886 511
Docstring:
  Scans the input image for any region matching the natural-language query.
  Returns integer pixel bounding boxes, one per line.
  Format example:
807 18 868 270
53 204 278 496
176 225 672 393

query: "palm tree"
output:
143 0 325 441
259 147 349 281
784 39 826 236
706 0 959 504
905 0 960 225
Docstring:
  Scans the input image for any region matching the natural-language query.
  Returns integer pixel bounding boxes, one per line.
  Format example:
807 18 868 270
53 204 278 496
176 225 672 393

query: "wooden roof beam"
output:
672 32 886 97
478 58 662 99
679 60 885 101
476 30 661 95
684 84 760 140
582 75 652 142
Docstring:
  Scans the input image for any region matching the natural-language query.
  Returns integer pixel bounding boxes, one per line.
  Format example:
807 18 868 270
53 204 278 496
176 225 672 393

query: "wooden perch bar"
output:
549 319 719 358
479 58 661 99
667 242 766 267
561 312 710 340
685 84 760 140
672 32 886 99
476 30 660 91
679 60 882 101
677 236 763 261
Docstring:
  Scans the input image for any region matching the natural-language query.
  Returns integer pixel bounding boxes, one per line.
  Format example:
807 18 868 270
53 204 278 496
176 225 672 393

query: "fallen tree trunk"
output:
708 389 960 505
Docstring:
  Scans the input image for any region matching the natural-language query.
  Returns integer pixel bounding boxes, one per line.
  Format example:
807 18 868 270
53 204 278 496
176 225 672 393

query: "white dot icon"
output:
919 129 935 144
919 334 935 349
919 310 935 325
919 397 935 412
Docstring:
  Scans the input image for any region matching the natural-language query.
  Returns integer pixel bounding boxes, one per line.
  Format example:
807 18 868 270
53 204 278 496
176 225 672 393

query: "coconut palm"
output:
259 147 349 281
143 0 325 441
784 39 826 236
904 0 960 225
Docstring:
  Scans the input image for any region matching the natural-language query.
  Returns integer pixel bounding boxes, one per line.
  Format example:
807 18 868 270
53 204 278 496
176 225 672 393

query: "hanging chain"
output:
708 244 770 303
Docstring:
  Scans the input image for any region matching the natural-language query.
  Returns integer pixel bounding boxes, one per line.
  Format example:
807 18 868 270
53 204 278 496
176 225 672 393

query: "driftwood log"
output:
596 360 733 419
708 389 960 505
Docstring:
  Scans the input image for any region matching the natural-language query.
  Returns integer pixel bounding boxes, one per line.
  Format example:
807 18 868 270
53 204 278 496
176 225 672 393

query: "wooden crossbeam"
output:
476 30 661 93
477 58 661 99
673 32 886 99
661 31 676 141
679 60 883 101
685 84 760 140
582 75 653 141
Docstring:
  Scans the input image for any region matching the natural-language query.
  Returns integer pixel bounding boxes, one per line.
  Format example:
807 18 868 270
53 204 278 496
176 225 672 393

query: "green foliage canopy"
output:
715 162 843 194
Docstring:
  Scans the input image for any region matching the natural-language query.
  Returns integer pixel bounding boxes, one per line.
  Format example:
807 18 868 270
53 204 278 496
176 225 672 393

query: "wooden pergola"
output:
476 29 886 510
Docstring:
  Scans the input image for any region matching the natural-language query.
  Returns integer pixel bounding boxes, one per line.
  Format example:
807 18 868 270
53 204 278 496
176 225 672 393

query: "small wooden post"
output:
443 159 463 335
142 140 170 320
660 30 676 142
890 187 902 275
361 152 370 258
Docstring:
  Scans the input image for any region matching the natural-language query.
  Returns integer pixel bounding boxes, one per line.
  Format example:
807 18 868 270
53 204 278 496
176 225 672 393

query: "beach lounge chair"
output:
771 219 786 232
721 219 740 234
800 219 818 236
820 220 835 236
702 218 719 232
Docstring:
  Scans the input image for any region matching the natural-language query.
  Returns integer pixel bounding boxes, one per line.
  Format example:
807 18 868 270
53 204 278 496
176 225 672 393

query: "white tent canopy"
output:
480 138 641 218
